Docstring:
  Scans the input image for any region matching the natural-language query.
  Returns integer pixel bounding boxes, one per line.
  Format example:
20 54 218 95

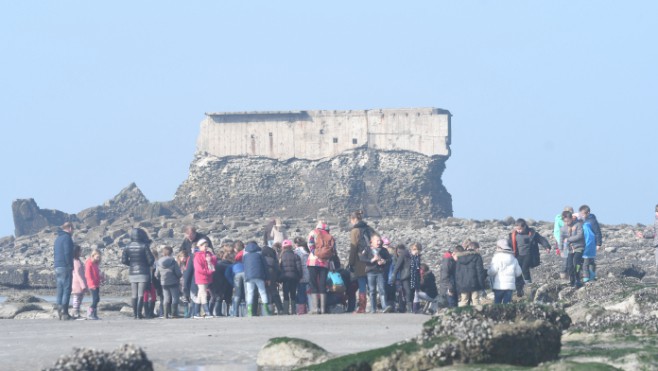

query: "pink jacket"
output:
193 251 217 285
72 259 87 294
85 259 101 290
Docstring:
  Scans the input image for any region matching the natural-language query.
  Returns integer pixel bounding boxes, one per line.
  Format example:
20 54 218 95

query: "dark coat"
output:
420 271 439 299
508 228 551 268
455 250 486 293
53 229 74 269
212 260 233 299
261 245 280 282
392 249 411 281
179 232 212 255
183 255 197 297
280 249 302 281
348 221 375 277
438 253 456 295
121 242 155 279
243 242 268 281
358 246 391 275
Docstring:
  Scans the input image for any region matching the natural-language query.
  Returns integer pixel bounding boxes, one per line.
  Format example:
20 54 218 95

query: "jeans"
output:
416 291 438 312
296 282 308 305
162 284 180 308
245 279 268 305
231 272 245 316
367 272 387 312
55 267 72 310
493 289 513 304
90 288 100 309
282 278 299 302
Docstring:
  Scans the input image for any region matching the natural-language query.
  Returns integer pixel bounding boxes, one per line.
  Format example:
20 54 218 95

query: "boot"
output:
132 299 138 319
158 302 164 318
183 302 189 318
262 303 271 316
406 302 413 314
61 305 71 321
275 300 284 315
204 303 213 318
267 304 275 316
296 303 307 315
90 308 100 320
231 297 240 317
164 303 171 319
283 300 290 315
137 298 145 319
319 294 326 314
413 302 421 314
356 293 367 314
308 294 316 314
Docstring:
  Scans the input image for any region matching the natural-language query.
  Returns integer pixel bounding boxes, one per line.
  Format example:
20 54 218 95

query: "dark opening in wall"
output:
269 132 273 136
352 138 358 144
320 129 324 135
333 138 338 143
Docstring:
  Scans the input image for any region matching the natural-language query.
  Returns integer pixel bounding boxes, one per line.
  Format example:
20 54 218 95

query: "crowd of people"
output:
51 203 651 321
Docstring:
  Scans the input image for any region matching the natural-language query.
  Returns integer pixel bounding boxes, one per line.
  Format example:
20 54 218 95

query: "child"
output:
438 247 458 308
391 244 412 312
193 239 217 318
417 263 439 313
71 245 87 319
142 249 158 319
562 210 585 288
294 237 310 314
85 249 102 320
176 251 191 317
359 234 392 313
279 239 302 315
156 246 183 318
487 240 522 304
384 239 398 312
580 205 602 282
455 241 486 307
243 241 270 316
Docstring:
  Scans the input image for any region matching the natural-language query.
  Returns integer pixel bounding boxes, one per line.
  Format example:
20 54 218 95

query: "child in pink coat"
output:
71 245 87 319
85 249 102 320
193 239 217 318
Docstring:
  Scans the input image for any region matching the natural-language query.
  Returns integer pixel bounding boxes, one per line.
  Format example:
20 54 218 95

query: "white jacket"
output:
487 251 522 290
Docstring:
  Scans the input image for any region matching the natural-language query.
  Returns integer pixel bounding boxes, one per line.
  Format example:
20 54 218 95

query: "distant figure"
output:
193 239 217 318
455 241 486 307
122 228 155 319
359 233 392 313
438 247 457 308
70 245 87 319
348 210 375 314
54 222 75 320
554 206 574 279
279 239 302 315
155 246 183 318
409 243 423 313
507 218 551 295
636 204 658 271
243 241 270 316
307 222 336 314
579 205 603 283
390 244 413 313
179 226 212 255
417 263 439 313
229 240 246 317
488 240 522 304
562 210 585 288
262 242 284 315
85 249 102 320
269 219 287 246
293 237 310 315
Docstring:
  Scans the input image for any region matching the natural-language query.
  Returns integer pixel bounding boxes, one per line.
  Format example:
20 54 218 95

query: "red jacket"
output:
85 259 101 290
193 251 217 285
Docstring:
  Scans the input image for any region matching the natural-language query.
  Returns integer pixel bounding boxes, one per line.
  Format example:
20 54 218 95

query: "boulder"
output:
256 337 330 368
12 199 75 237
44 344 153 371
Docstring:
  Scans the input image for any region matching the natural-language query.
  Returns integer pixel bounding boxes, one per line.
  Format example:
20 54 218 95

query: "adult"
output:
179 226 212 255
262 242 284 314
307 221 336 314
438 247 457 308
54 222 75 320
243 241 270 316
507 218 551 287
391 244 412 312
269 218 287 246
122 228 155 319
348 210 376 314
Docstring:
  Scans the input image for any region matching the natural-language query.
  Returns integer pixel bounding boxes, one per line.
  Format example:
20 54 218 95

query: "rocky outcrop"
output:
257 337 330 368
173 149 452 220
12 199 75 237
44 344 153 371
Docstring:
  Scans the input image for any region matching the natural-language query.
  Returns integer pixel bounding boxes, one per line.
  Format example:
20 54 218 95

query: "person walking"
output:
54 222 75 320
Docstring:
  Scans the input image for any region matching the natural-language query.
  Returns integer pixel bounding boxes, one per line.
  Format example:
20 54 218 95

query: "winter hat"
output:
282 239 293 248
496 239 512 251
197 239 209 247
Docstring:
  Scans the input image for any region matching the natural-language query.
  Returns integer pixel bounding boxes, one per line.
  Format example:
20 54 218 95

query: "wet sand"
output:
0 313 428 370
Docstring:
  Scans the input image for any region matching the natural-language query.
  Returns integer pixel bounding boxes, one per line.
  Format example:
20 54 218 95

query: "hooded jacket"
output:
243 242 268 281
155 256 183 286
280 248 302 281
359 246 391 275
53 229 74 269
582 221 597 258
419 271 438 299
563 221 585 252
85 259 101 290
438 252 456 295
455 250 486 293
261 245 281 281
584 214 603 247
487 250 522 290
349 221 375 277
194 251 217 285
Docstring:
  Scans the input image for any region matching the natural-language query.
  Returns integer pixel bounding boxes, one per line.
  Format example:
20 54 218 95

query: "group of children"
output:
71 246 103 320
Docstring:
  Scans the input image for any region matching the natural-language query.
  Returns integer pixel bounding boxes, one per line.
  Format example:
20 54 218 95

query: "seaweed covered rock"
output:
43 344 152 371
257 337 330 369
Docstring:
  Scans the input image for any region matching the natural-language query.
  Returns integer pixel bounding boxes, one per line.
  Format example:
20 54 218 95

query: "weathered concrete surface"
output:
0 313 427 371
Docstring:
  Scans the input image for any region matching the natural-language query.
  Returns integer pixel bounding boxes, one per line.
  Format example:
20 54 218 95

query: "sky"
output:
1 1 657 237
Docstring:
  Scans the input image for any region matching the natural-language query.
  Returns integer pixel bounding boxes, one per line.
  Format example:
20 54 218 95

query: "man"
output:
179 226 212 255
54 222 75 320
508 218 551 284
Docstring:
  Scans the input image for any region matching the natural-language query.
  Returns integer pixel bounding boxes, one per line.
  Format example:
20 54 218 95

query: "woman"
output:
122 228 155 319
348 210 376 313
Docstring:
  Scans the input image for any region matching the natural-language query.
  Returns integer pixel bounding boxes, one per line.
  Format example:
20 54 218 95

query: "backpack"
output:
314 229 335 260
327 270 345 294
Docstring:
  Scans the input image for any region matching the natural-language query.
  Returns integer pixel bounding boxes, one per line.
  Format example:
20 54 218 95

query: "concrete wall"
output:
196 108 451 160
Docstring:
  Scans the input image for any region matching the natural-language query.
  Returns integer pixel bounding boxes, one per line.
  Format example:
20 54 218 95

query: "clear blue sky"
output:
1 2 656 237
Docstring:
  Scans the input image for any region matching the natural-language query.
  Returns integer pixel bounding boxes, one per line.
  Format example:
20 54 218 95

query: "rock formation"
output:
12 199 74 237
44 344 153 371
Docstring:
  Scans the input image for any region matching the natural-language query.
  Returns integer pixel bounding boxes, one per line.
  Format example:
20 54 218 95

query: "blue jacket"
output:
585 214 603 247
53 229 74 269
243 242 268 281
583 221 597 258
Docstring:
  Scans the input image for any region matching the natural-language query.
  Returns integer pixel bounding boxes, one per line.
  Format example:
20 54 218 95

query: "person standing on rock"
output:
554 206 574 279
179 226 213 255
54 222 75 320
122 228 155 319
455 241 487 307
487 240 522 304
562 210 585 288
579 205 603 282
635 204 658 272
348 210 375 314
507 218 551 295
